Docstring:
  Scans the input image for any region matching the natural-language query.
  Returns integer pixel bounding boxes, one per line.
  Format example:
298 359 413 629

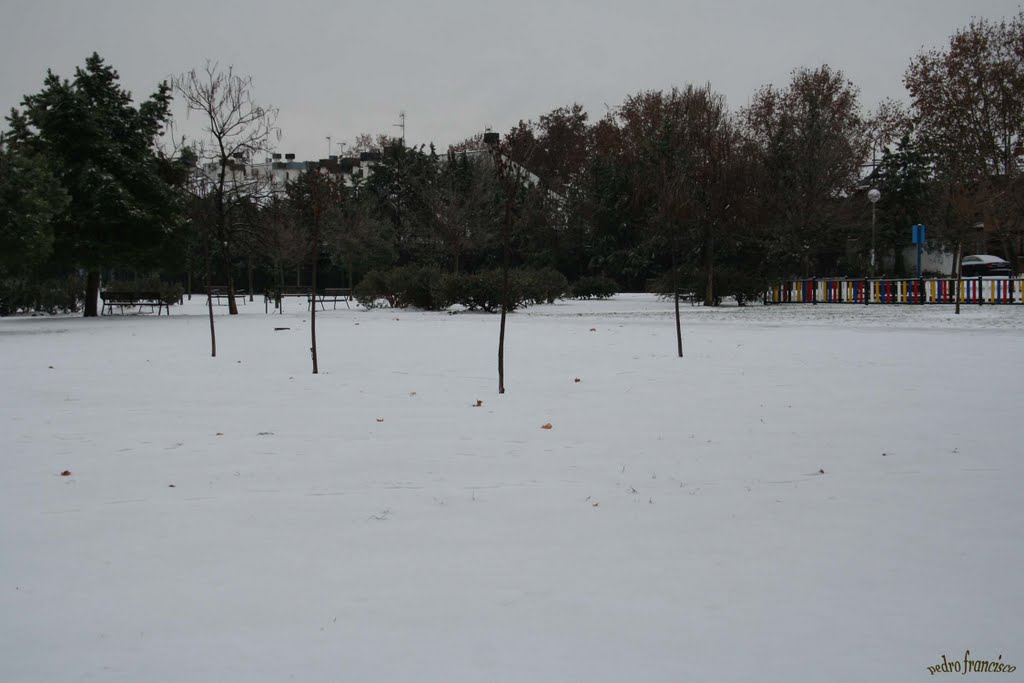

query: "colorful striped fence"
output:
767 277 1023 305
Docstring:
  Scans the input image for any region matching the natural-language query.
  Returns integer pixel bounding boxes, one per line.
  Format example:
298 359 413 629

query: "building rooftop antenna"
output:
393 111 406 146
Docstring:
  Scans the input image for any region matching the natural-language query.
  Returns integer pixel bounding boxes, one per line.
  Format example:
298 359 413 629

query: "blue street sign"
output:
911 224 927 277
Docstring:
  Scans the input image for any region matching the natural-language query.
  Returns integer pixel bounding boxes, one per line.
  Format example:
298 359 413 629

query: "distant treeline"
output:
1 11 1022 315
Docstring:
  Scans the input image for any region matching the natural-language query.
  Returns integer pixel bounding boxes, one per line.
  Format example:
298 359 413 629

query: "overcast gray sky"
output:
1 0 1020 159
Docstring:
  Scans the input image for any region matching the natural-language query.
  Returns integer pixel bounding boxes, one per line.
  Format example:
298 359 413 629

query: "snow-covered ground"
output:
1 294 1021 682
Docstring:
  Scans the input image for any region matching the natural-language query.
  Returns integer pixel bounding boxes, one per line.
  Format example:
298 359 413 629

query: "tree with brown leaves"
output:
905 11 1024 268
743 66 870 275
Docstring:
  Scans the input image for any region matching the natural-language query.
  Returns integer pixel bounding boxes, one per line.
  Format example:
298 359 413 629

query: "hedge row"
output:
569 275 618 300
648 267 768 306
352 267 611 312
0 274 85 316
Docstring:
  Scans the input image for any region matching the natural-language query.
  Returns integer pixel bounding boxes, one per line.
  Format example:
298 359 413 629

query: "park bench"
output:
264 286 352 312
100 291 171 316
208 287 247 306
264 286 307 313
262 284 305 313
310 288 351 310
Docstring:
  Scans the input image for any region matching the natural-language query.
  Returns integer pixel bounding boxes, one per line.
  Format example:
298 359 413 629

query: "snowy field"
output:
1 294 1022 682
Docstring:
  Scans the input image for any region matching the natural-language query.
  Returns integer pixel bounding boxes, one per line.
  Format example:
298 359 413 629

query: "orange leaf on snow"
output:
541 423 553 430
60 470 71 477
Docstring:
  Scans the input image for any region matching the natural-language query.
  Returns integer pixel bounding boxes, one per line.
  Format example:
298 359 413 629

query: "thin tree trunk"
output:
498 274 507 395
247 257 254 301
954 240 962 316
84 270 100 317
206 284 216 357
214 180 239 315
226 261 239 315
279 263 285 315
672 249 682 358
498 204 511 394
703 227 714 307
204 228 216 357
311 241 319 375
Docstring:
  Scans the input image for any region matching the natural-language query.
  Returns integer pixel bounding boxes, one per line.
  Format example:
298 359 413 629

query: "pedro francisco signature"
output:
927 651 1016 675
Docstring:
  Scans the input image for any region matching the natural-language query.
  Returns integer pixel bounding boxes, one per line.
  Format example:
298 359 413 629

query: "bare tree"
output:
613 85 744 355
449 132 489 154
181 164 219 356
485 133 537 394
173 61 279 315
286 166 346 374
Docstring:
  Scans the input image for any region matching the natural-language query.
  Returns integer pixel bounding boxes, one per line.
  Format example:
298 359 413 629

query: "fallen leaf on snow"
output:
541 423 553 430
60 470 71 477
574 378 581 383
376 418 385 423
474 400 483 407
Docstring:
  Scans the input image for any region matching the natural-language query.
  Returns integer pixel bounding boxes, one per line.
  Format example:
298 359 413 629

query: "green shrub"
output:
721 270 770 306
356 267 568 313
354 266 448 310
648 267 768 306
521 268 569 305
647 269 694 299
571 275 618 299
390 266 446 310
0 273 85 316
352 270 393 309
441 271 503 312
430 272 464 311
434 270 529 313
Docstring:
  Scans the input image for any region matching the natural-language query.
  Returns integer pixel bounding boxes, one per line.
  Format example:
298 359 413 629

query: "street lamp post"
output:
868 188 881 277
